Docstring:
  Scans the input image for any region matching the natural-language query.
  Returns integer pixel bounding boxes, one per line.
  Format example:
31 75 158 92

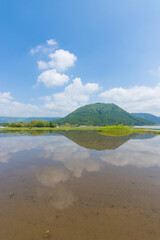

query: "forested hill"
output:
54 103 154 126
132 113 160 125
0 116 60 123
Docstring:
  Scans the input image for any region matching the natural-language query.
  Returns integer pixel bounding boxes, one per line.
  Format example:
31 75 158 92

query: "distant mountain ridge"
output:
54 103 154 126
0 116 60 123
132 113 160 125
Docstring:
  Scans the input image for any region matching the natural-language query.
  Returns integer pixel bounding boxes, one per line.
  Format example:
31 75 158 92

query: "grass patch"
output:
98 125 160 136
0 126 99 131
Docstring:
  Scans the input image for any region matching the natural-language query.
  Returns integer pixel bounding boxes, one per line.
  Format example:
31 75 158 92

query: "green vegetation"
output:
1 126 98 131
1 103 155 128
98 125 137 136
1 103 160 137
98 125 160 136
3 120 57 128
54 103 154 126
132 113 160 125
0 116 60 123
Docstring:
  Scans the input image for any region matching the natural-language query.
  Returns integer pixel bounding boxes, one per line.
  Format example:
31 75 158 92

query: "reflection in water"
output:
36 167 70 188
100 136 160 168
133 133 157 139
57 130 138 150
0 129 54 136
1 129 138 150
65 157 100 177
1 130 160 169
35 167 75 210
0 131 160 240
51 186 75 210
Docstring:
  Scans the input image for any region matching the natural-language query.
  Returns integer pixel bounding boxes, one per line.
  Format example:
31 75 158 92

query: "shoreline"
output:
0 125 160 136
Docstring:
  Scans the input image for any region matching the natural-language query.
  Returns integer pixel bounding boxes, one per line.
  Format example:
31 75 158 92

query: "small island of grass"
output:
98 125 160 136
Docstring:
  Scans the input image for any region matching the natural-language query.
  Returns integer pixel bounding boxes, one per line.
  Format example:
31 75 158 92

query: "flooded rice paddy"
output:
0 130 160 239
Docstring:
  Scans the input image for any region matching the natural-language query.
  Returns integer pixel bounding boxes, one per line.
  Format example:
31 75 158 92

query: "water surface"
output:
0 130 160 240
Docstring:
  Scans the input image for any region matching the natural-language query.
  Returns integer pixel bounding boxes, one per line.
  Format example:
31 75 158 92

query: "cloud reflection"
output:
34 167 75 210
100 137 160 168
39 139 100 177
52 186 75 210
36 167 69 188
1 133 160 169
1 133 160 210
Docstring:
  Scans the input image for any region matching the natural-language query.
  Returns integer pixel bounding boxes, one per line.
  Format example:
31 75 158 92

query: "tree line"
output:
0 120 57 128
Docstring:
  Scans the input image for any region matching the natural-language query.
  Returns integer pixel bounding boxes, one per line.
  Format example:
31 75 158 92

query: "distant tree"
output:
9 123 17 127
36 121 45 127
25 120 45 127
0 122 9 126
49 122 56 128
15 123 24 127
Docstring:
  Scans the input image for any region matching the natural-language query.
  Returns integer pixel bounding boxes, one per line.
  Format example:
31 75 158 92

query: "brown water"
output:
0 130 160 240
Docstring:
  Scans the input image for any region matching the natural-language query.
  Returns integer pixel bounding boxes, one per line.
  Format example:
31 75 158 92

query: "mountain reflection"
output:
0 130 160 212
0 131 159 169
57 130 138 150
0 129 140 150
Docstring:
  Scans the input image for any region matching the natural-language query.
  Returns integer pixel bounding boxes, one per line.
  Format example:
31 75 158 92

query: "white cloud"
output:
37 49 77 71
33 40 77 90
35 45 77 89
0 91 45 117
2 39 99 117
37 69 69 87
0 92 13 103
85 83 100 94
43 78 100 115
0 100 40 117
54 78 99 103
0 78 99 117
99 84 160 115
37 60 49 69
47 39 57 46
30 45 42 55
30 39 57 55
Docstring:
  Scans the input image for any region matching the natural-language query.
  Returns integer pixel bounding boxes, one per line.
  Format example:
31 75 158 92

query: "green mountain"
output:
132 113 160 125
55 103 154 126
0 116 60 123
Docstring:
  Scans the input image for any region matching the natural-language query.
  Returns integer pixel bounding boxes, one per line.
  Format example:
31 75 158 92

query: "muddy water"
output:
0 130 160 240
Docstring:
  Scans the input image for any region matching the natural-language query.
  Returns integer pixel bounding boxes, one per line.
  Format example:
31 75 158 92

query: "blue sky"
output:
1 0 160 116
